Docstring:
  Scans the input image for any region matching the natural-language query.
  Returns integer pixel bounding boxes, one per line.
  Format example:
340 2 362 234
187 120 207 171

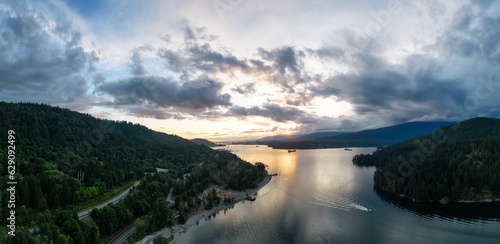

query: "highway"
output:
78 181 140 220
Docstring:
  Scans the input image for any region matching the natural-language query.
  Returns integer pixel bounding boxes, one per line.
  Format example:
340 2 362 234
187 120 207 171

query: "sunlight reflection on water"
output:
166 146 500 244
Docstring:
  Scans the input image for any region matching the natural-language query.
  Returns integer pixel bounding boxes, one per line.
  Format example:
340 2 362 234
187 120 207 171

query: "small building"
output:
156 168 169 173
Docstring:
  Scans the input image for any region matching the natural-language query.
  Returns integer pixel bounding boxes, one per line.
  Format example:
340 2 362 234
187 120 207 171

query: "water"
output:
165 146 500 243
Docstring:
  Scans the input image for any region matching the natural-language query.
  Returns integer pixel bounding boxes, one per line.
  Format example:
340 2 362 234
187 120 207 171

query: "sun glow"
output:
274 122 299 135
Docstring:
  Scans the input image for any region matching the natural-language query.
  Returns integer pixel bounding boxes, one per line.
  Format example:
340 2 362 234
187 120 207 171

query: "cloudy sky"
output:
1 0 499 141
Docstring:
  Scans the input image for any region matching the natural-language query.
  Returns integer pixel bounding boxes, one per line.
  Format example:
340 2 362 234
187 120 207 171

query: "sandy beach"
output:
137 175 273 244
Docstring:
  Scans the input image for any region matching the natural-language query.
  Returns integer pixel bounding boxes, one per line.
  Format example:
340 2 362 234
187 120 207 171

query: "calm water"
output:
165 145 500 243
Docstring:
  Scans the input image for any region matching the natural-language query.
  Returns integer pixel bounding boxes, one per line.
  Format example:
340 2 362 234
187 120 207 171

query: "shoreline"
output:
377 186 500 204
137 175 273 244
457 198 500 203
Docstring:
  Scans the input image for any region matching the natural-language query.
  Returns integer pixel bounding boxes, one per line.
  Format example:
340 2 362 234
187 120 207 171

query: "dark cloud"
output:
157 25 250 79
67 32 82 47
155 39 320 98
97 76 231 110
302 1 500 127
312 46 346 61
250 59 268 71
471 0 495 9
88 51 100 73
158 48 184 72
231 83 255 95
322 61 470 123
129 51 147 76
184 26 196 41
284 90 311 106
0 1 95 110
297 115 377 134
437 3 500 62
283 83 341 107
285 99 303 106
154 25 319 110
228 103 310 123
128 46 155 76
4 15 40 39
92 73 106 87
188 44 249 72
182 25 217 44
308 85 341 98
257 46 315 91
259 46 303 75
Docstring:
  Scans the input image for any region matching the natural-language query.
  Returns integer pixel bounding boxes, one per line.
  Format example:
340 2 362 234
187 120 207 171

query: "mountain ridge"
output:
268 121 455 149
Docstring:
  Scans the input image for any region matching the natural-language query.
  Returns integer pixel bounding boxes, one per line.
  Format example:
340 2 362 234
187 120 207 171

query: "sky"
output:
0 0 499 142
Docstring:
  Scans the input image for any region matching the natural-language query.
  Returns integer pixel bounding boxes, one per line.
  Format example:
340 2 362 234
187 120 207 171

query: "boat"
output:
288 149 296 153
246 196 256 201
344 148 352 151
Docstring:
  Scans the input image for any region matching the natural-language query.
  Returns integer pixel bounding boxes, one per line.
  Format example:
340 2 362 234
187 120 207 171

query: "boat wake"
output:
313 191 372 212
348 203 372 212
277 174 373 212
311 178 372 212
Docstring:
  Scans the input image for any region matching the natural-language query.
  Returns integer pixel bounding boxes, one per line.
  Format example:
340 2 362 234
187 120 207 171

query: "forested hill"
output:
353 117 500 203
0 102 267 243
191 138 224 147
269 121 454 149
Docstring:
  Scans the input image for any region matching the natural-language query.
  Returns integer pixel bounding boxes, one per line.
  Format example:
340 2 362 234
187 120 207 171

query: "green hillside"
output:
0 102 267 243
353 117 500 203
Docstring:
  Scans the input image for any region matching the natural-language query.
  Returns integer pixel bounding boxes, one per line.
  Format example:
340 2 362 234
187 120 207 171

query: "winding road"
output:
166 187 174 206
78 181 140 220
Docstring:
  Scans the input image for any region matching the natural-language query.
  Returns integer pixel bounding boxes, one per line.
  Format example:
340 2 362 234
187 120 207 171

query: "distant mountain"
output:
353 117 500 203
234 131 350 145
191 138 225 147
320 121 456 143
232 134 304 145
295 131 349 140
269 122 456 149
257 134 304 142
